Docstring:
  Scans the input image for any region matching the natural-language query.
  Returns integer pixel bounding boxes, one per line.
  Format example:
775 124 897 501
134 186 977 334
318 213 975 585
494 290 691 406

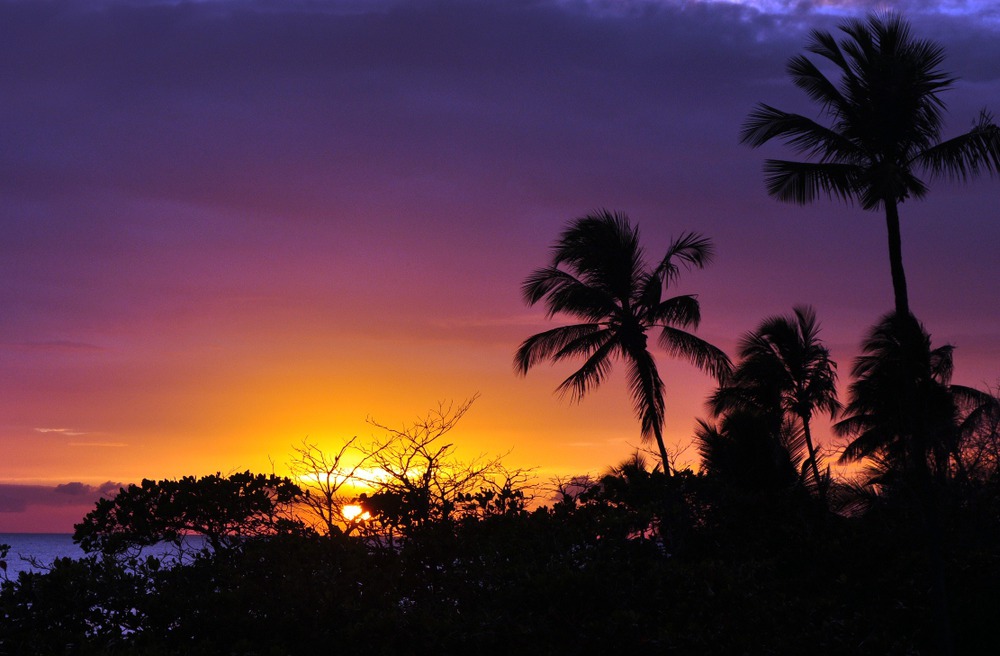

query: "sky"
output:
1 0 998 532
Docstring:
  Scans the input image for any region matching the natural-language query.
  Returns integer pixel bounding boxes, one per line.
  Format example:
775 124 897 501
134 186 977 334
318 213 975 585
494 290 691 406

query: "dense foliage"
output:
73 472 306 555
3 432 1000 655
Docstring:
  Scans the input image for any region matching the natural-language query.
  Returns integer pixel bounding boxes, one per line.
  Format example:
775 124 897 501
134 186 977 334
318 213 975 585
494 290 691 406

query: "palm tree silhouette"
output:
711 306 840 501
835 312 989 488
833 311 989 656
514 210 731 471
741 12 1000 317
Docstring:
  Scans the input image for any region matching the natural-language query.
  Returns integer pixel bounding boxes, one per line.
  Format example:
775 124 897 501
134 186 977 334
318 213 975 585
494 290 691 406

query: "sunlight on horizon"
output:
341 504 370 522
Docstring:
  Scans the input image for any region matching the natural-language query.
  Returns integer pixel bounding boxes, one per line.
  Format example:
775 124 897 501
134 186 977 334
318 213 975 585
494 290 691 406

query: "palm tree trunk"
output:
884 198 910 317
652 422 672 476
801 416 825 504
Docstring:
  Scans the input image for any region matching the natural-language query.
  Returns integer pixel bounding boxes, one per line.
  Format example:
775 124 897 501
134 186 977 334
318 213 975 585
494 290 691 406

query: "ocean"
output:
0 534 82 579
0 533 207 580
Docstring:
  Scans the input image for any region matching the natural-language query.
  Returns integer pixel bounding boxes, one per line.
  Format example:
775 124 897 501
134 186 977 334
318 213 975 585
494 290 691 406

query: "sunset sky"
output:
2 0 998 532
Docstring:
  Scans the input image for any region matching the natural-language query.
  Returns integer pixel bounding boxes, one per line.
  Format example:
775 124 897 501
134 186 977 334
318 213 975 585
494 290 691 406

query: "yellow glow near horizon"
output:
342 505 370 522
292 466 398 491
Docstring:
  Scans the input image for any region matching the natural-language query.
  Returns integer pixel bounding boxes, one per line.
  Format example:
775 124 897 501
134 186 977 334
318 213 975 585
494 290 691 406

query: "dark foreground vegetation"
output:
2 465 1000 656
2 354 1000 656
3 11 999 656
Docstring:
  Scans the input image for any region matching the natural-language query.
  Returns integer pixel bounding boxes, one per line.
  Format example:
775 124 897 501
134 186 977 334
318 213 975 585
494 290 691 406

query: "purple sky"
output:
1 0 998 531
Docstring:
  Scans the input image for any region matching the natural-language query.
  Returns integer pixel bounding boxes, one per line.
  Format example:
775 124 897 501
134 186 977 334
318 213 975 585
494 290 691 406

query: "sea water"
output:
0 533 208 580
0 534 82 578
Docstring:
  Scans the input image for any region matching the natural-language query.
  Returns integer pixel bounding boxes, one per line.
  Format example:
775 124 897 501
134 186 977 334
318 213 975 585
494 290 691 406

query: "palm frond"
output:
554 332 618 403
929 343 955 384
657 326 732 382
513 323 604 375
916 110 1000 180
635 270 663 312
694 418 725 472
833 412 875 439
521 266 615 320
648 294 701 329
551 210 645 300
830 455 893 516
838 423 893 463
763 159 861 204
787 54 848 115
653 232 714 285
956 387 1000 441
623 348 665 443
741 105 860 162
951 384 998 411
781 416 808 471
805 27 850 73
709 385 766 418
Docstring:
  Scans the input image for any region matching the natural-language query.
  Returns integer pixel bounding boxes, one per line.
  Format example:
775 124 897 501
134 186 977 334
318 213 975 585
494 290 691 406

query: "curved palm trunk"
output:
884 198 911 317
651 422 671 475
800 416 825 504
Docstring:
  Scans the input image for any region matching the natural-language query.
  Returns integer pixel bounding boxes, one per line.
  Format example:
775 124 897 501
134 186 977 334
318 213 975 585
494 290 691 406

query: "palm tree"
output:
514 210 731 472
741 12 1000 317
833 311 978 656
835 312 963 486
711 306 840 500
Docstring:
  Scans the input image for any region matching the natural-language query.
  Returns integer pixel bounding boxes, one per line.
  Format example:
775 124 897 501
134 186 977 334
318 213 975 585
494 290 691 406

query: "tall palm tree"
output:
514 210 731 472
711 306 840 500
741 12 1000 317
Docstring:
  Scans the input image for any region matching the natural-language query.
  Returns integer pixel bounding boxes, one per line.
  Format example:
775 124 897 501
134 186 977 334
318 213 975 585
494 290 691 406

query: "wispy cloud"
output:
33 429 126 445
35 427 89 436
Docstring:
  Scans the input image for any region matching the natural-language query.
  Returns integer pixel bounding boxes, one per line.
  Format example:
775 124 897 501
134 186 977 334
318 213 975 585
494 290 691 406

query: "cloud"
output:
35 428 89 436
0 481 122 514
53 481 122 496
53 482 94 496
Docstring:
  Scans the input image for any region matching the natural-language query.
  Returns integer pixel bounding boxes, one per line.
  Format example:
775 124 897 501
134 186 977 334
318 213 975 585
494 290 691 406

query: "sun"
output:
342 505 370 522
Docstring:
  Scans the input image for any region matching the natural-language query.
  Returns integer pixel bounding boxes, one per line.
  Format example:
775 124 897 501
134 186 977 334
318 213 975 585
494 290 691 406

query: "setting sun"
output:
341 505 370 522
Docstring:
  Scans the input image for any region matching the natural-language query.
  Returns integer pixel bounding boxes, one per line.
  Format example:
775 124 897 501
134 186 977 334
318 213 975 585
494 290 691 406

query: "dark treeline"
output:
4 11 1000 656
1 359 999 655
0 437 999 655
